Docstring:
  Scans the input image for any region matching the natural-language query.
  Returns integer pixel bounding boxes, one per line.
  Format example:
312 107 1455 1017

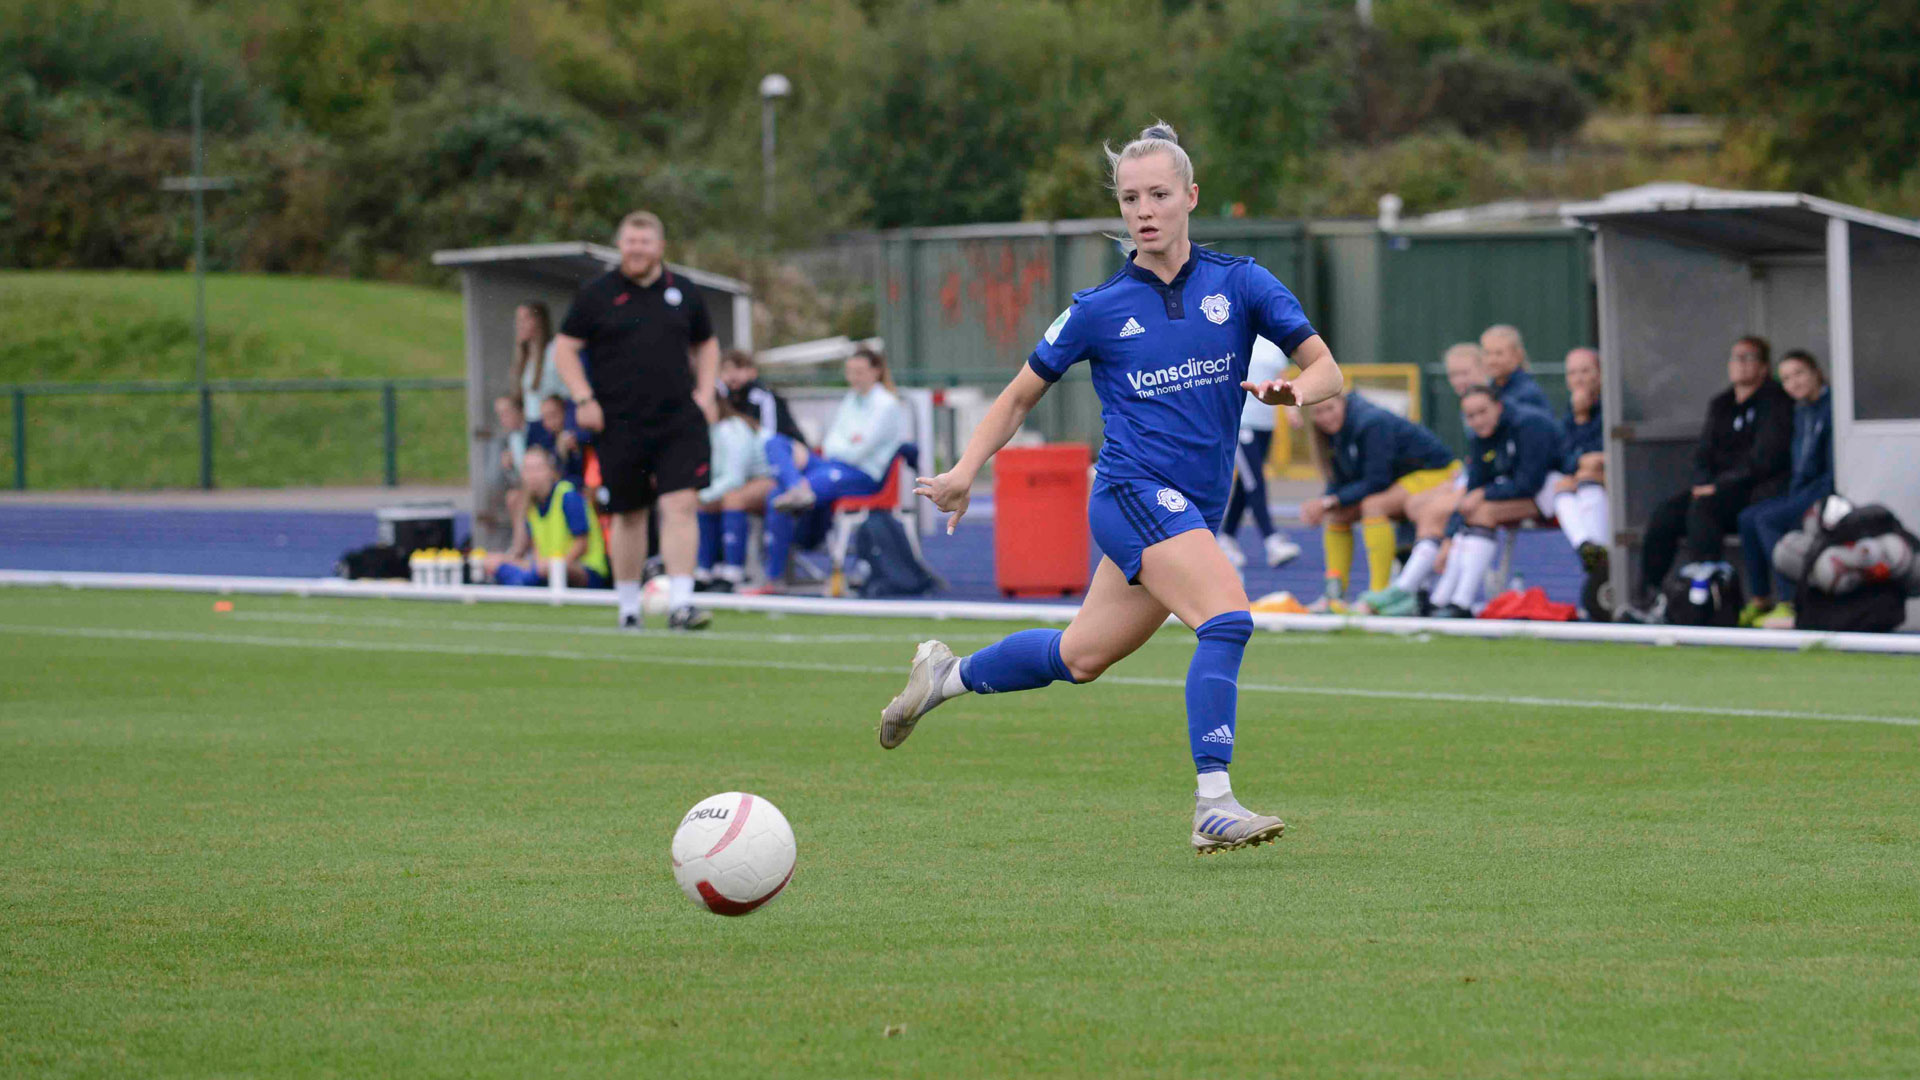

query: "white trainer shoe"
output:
1265 534 1302 567
879 640 960 750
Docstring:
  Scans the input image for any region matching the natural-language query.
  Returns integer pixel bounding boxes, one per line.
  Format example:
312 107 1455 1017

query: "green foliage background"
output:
2 0 1917 283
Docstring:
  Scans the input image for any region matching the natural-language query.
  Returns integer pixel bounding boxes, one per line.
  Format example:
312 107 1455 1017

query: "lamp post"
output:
759 73 791 220
160 78 235 489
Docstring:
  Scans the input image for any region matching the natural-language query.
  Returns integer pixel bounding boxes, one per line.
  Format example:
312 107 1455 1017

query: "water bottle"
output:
409 549 426 586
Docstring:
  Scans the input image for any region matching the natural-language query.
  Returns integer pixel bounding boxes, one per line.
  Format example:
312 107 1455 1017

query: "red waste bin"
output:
993 443 1091 598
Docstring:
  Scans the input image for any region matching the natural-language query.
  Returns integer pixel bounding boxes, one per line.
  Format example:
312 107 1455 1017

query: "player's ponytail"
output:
1104 120 1194 191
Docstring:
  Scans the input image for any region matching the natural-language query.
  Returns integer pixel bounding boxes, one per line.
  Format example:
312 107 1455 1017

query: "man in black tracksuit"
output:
1638 335 1793 603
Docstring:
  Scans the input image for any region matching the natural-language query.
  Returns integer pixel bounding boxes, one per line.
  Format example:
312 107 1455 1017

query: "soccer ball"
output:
671 792 797 916
642 575 672 615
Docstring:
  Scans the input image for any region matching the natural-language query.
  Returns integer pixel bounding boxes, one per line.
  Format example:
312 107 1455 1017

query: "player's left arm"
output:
1239 264 1341 407
686 291 720 424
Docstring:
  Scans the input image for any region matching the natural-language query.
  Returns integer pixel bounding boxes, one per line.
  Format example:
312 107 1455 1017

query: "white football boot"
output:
1191 801 1287 855
879 640 961 749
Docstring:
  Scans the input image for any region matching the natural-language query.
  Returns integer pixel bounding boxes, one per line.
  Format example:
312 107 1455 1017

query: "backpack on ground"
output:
851 513 938 599
1663 560 1744 627
336 543 410 580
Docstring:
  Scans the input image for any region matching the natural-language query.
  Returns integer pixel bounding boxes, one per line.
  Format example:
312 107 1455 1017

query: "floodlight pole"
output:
759 74 791 221
160 79 235 488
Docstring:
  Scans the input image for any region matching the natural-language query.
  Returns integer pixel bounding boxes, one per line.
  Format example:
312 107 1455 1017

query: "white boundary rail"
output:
4 570 1918 656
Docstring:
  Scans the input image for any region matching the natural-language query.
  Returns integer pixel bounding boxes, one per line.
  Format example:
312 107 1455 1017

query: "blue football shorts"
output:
1087 475 1220 584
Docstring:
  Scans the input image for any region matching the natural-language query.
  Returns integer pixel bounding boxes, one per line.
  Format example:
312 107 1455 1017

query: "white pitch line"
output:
219 610 1370 647
3 622 1914 729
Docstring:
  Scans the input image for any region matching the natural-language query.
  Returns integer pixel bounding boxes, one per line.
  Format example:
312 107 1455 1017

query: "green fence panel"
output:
212 389 386 487
394 385 467 484
25 392 202 489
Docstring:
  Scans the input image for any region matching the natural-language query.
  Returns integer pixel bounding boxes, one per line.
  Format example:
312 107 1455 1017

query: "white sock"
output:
1452 531 1500 608
1552 491 1585 546
668 574 694 611
1196 771 1232 800
1394 538 1440 592
616 580 641 619
940 661 968 700
1430 545 1466 606
1576 485 1610 548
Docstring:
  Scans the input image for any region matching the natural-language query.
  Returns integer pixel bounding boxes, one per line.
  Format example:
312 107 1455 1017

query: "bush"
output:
1424 50 1591 146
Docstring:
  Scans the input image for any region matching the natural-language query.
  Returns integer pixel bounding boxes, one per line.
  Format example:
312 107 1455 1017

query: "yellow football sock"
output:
1362 517 1396 593
1323 523 1353 594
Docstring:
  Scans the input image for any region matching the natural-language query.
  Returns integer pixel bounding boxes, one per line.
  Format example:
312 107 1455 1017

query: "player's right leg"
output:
1133 529 1283 854
878 556 1167 750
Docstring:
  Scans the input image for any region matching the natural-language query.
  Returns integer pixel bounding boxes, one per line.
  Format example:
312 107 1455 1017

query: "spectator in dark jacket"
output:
1632 336 1794 616
1481 324 1554 416
1425 386 1566 616
1736 349 1834 624
1297 392 1461 604
1550 347 1611 581
720 349 808 444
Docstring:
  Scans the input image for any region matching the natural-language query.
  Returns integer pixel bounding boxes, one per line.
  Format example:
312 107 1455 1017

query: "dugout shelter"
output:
1563 187 1920 625
432 242 753 526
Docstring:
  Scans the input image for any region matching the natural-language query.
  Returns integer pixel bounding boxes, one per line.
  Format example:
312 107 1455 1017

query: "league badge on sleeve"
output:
1044 307 1072 344
1200 294 1231 324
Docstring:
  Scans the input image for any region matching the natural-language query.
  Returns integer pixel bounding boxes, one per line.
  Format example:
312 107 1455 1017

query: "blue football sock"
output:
960 628 1074 694
763 495 795 578
1187 610 1253 774
721 510 749 568
697 511 722 571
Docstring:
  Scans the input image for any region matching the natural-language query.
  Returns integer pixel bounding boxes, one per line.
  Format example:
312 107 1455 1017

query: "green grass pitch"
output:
3 590 1917 1078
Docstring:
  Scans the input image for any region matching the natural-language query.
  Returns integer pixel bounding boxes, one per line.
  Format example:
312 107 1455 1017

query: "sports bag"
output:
1778 500 1920 632
852 513 937 599
1663 560 1744 627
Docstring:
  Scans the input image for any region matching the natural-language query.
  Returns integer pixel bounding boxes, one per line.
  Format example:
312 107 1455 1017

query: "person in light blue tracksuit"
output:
1737 350 1833 618
876 122 1348 856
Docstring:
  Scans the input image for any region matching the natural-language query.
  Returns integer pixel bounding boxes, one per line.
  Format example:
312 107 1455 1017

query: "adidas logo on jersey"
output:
1200 724 1234 745
1118 317 1146 338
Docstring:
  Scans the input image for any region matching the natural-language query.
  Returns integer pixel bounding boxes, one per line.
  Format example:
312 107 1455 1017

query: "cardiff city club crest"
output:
1200 293 1230 324
1156 488 1189 513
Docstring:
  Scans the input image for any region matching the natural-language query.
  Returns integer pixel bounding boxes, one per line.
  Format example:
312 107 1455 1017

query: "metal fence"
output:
1 378 467 491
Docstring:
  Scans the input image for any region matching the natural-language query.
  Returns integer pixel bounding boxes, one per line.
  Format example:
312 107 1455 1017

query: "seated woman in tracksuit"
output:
757 346 906 587
1736 349 1833 625
1296 391 1460 613
484 445 609 588
695 393 775 591
1424 385 1564 616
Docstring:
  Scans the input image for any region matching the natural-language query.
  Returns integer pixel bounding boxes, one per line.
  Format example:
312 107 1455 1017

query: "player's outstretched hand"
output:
914 471 972 534
1241 378 1300 407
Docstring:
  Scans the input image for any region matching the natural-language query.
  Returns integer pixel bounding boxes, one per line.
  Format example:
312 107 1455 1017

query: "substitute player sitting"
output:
484 446 610 589
1294 392 1461 616
1425 386 1564 616
880 122 1343 855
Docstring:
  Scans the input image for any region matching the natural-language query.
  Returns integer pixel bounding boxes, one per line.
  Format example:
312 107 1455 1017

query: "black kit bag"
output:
1663 560 1744 628
1793 504 1918 633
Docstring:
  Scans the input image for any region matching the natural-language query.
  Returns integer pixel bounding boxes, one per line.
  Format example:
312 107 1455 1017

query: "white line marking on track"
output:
3 622 1912 729
219 610 1369 646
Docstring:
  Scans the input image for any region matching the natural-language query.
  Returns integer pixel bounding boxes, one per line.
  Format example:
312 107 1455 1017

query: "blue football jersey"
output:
1028 247 1317 517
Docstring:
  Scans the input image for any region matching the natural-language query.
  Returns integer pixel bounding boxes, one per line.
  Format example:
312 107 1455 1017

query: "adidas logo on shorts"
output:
1119 317 1145 338
1200 724 1234 745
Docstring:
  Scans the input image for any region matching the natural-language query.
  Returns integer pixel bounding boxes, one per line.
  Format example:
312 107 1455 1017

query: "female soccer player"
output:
880 123 1343 855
